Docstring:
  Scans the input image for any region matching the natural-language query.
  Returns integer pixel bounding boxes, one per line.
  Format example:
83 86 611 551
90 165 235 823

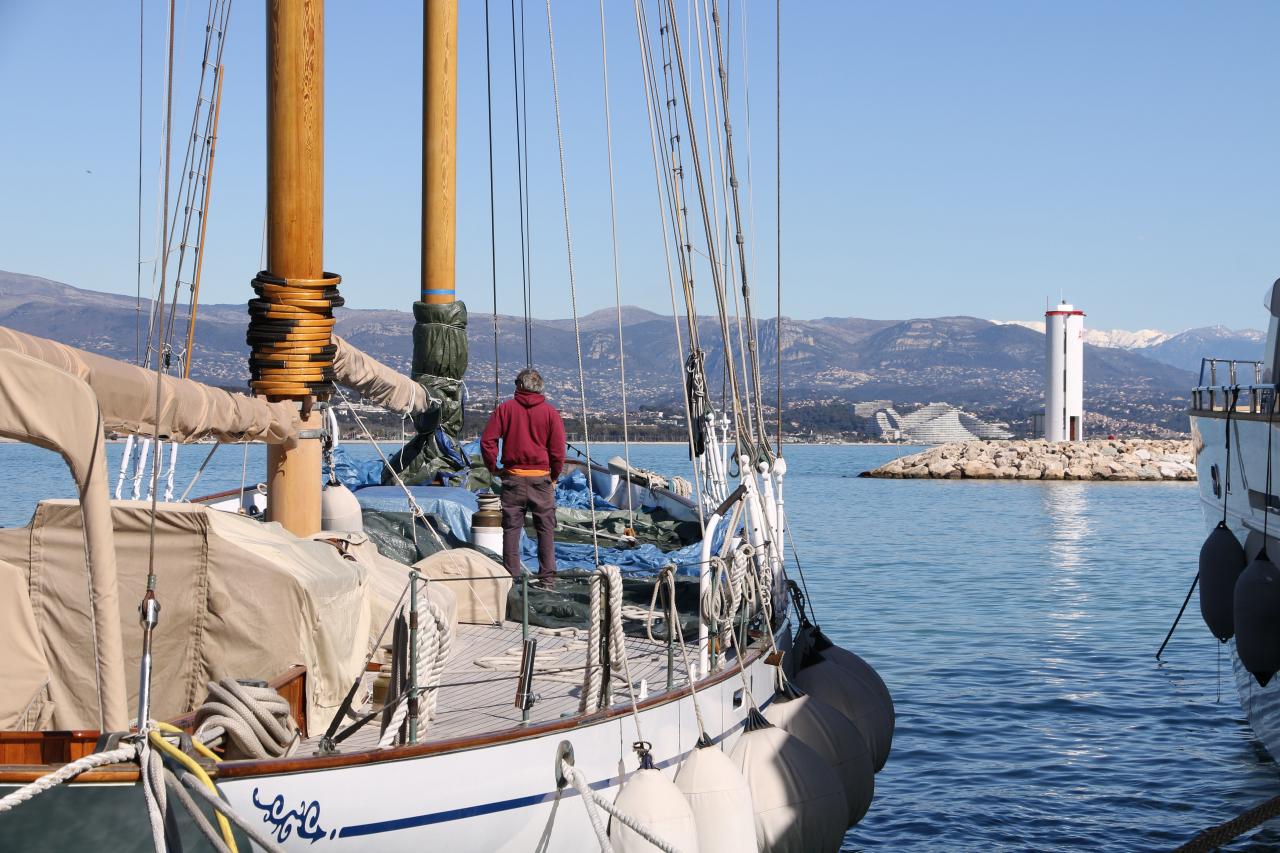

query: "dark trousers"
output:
500 475 556 580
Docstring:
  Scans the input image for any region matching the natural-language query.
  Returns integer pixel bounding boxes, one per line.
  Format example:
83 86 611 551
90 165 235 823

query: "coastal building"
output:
868 402 1013 443
1044 301 1085 441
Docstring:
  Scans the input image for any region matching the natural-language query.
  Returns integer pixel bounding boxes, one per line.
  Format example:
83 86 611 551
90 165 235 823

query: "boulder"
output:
962 460 995 478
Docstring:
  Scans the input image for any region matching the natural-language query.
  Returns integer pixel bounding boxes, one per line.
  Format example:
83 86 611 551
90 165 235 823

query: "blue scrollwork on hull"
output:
251 787 329 844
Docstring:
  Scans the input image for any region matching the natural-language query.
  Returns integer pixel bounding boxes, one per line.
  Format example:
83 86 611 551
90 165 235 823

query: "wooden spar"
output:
183 64 224 379
264 0 324 536
422 0 458 305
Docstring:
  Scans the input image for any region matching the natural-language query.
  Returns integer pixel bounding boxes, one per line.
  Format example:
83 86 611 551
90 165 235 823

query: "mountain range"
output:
995 319 1264 375
0 270 1265 435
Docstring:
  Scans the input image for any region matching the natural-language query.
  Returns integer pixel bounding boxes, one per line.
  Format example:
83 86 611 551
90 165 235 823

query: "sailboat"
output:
0 1 893 850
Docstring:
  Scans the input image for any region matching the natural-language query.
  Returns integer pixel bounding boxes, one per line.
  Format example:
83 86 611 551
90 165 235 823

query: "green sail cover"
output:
385 300 469 486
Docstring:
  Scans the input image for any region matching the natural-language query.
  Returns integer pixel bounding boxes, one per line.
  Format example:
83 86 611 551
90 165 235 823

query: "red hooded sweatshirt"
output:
481 388 567 478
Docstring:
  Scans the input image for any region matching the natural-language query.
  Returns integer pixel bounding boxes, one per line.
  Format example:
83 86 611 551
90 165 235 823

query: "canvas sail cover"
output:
0 558 51 729
0 349 128 731
0 501 455 732
0 326 303 444
332 334 433 415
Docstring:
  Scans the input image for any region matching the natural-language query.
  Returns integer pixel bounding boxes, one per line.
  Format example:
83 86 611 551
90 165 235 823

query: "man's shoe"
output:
530 576 556 592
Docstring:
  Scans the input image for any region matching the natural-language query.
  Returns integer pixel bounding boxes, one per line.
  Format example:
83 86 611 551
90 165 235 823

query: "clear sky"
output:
1 1 1276 332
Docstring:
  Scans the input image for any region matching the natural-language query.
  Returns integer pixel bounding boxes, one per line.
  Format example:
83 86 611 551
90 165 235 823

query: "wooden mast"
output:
264 0 325 535
422 0 457 305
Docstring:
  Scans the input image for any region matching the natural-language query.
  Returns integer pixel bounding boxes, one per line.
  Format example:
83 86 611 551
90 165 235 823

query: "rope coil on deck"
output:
246 270 343 398
193 678 298 760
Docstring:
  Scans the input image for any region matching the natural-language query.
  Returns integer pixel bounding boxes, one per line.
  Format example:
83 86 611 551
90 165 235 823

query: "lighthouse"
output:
1044 301 1085 442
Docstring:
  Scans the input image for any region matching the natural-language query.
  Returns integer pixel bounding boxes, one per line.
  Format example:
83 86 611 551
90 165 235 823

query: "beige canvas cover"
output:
0 501 378 732
0 558 52 729
332 335 430 414
0 326 302 444
314 531 459 651
0 350 128 731
415 549 510 626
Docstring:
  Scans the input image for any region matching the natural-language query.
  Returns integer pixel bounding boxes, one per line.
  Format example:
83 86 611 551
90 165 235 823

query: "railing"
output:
1199 358 1264 388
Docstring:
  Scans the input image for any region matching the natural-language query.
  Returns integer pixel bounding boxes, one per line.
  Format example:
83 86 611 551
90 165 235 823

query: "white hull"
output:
215 635 782 850
1191 411 1280 759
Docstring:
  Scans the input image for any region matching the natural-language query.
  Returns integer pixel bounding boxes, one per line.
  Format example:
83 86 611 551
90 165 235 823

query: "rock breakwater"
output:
862 439 1195 481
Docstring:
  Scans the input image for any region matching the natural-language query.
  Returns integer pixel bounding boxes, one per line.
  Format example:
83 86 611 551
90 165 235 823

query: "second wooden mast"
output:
423 0 458 308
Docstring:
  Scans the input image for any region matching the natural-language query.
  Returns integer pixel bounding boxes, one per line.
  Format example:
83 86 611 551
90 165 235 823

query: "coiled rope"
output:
379 597 452 746
193 678 298 760
246 270 343 398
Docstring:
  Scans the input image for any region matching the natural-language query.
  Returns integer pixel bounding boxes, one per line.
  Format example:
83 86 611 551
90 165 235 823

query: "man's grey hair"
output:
515 368 544 393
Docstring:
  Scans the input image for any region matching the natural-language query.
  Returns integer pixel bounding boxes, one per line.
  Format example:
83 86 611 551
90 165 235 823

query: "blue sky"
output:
1 1 1276 332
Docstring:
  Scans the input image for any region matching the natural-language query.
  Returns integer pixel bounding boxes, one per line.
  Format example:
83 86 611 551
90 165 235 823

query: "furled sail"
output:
384 300 470 485
332 334 434 415
0 327 302 445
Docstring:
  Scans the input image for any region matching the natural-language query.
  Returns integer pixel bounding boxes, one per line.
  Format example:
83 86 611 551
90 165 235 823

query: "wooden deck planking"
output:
310 620 693 752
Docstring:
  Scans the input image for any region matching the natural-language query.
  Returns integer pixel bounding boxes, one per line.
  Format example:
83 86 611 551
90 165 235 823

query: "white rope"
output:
115 433 137 500
562 759 614 853
0 744 138 813
561 758 682 853
544 0 600 563
630 0 710 536
140 738 168 853
194 678 297 760
596 0 636 529
162 769 233 853
646 565 708 738
379 598 451 746
177 772 288 853
579 570 605 714
334 387 447 553
162 440 179 502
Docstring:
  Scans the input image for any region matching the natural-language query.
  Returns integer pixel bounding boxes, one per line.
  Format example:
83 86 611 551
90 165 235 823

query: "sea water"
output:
1 441 1274 851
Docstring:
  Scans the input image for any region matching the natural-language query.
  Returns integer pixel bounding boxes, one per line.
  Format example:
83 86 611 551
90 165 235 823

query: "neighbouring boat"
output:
0 1 893 850
1191 281 1280 757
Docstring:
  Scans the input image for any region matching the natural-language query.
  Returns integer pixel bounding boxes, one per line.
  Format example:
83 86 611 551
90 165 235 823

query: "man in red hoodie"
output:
481 368 566 583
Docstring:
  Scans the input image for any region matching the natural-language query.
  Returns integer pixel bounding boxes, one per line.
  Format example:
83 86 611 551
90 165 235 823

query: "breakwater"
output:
861 439 1195 481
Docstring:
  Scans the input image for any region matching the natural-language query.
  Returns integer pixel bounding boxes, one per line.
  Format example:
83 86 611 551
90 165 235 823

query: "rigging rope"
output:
543 0 600 564
646 564 708 735
631 0 711 528
596 0 636 528
661 0 751 459
774 0 783 452
484 0 501 404
711 0 771 453
135 0 146 364
510 0 534 367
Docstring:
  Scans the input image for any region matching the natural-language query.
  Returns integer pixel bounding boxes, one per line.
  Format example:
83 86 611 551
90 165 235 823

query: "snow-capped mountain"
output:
991 319 1263 374
992 320 1169 349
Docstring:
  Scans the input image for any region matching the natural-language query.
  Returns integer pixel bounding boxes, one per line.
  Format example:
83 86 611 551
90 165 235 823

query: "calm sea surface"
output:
1 440 1275 851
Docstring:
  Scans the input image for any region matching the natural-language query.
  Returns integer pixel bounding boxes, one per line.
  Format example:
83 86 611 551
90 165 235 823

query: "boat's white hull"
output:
1191 412 1280 758
215 636 782 850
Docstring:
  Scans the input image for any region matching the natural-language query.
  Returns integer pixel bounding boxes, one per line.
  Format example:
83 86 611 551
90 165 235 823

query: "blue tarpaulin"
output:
354 486 478 543
555 470 617 511
329 447 384 489
340 446 711 576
